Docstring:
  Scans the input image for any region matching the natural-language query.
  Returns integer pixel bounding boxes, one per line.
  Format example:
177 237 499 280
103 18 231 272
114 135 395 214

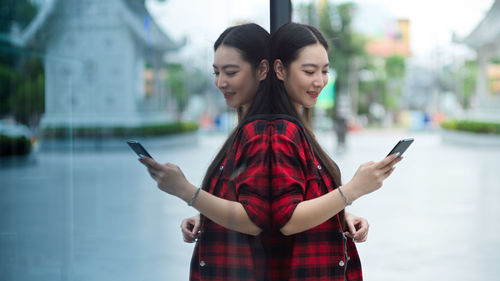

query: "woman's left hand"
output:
139 157 194 201
344 211 369 243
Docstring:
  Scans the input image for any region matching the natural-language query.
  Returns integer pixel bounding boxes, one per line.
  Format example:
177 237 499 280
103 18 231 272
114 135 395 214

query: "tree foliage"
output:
0 0 43 127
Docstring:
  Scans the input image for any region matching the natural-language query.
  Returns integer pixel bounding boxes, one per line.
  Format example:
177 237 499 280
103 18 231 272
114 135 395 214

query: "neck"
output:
293 102 303 115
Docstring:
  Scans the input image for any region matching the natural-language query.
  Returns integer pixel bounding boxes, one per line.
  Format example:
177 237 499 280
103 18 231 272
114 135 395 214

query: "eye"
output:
304 70 314 75
322 70 329 74
226 71 237 76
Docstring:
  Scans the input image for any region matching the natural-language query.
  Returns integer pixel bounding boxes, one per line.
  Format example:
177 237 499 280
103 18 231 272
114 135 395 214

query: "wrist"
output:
341 182 361 203
180 183 198 203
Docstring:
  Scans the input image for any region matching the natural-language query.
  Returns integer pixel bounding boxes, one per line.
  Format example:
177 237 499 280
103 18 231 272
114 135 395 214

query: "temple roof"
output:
16 0 179 51
463 0 500 50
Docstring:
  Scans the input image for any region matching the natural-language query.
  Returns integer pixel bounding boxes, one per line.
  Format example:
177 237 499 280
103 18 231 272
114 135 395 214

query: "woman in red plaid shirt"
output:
140 23 273 280
267 22 403 281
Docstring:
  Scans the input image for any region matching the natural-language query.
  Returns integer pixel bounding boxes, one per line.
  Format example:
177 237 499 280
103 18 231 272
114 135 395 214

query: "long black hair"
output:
269 22 345 226
200 23 271 191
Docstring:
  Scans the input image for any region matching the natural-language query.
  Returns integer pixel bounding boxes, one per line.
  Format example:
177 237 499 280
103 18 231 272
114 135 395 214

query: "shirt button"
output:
200 260 206 267
219 165 224 170
339 260 345 267
317 165 322 170
347 256 351 261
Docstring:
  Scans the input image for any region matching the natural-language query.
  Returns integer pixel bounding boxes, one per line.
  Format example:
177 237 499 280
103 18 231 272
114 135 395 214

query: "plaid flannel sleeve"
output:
233 122 271 230
270 121 308 229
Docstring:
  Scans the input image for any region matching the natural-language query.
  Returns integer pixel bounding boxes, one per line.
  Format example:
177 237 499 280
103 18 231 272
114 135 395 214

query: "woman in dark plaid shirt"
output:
140 22 375 281
140 23 273 280
267 23 403 281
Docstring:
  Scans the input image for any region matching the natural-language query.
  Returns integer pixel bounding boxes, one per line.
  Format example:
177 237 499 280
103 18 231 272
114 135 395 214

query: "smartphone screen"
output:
387 138 414 157
127 140 153 159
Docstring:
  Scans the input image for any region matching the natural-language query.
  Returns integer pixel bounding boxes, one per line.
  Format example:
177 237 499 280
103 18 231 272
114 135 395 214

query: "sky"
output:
147 0 495 68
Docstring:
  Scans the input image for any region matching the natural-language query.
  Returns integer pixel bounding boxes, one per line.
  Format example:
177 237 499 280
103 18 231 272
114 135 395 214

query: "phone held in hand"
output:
127 140 153 159
387 138 414 157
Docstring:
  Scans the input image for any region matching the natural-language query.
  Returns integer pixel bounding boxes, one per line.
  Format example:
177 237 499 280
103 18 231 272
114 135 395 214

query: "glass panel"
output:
1 1 268 280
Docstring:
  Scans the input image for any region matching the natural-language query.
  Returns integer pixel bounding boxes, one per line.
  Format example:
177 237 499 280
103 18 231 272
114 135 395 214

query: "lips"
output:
307 91 319 98
223 92 236 99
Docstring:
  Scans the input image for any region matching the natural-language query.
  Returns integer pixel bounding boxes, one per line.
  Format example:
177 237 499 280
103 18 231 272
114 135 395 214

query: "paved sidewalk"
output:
1 129 499 281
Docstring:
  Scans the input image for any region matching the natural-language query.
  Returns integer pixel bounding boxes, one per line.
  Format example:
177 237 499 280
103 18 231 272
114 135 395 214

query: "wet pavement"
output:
1 129 499 281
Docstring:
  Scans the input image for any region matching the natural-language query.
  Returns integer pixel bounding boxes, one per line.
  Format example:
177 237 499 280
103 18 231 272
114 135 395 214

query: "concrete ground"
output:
1 129 499 281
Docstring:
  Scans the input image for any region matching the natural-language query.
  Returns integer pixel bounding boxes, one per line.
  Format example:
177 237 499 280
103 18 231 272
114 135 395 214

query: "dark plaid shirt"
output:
269 119 363 281
190 119 271 281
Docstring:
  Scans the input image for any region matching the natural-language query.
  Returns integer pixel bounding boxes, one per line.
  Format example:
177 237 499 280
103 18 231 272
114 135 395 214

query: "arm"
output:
140 158 262 236
140 125 270 236
273 125 401 236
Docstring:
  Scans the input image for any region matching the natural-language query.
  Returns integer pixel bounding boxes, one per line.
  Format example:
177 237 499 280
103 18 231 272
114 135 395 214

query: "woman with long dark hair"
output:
267 22 402 281
139 23 273 280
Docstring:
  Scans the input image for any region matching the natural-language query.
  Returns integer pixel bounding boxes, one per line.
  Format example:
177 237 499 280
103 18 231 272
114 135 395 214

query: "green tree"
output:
317 1 366 117
383 55 406 109
165 63 188 114
0 0 42 127
8 57 45 126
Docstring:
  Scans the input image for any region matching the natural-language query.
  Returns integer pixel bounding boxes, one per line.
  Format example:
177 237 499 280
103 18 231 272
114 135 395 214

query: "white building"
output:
462 0 500 120
18 0 180 128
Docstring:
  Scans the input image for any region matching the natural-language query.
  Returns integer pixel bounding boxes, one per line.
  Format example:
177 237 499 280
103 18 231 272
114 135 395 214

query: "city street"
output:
1 129 500 281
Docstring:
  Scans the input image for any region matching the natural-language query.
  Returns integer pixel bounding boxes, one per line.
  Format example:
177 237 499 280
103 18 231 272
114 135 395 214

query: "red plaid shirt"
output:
269 119 363 281
190 119 272 281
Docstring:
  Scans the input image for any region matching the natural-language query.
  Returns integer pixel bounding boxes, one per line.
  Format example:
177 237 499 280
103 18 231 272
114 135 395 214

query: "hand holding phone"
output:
127 140 153 159
387 138 414 157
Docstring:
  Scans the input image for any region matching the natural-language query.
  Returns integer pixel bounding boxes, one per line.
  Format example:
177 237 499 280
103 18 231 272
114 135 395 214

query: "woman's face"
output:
213 45 261 111
277 43 329 110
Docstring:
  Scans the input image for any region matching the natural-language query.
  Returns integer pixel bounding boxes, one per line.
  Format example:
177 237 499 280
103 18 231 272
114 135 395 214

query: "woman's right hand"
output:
181 214 201 243
344 153 402 201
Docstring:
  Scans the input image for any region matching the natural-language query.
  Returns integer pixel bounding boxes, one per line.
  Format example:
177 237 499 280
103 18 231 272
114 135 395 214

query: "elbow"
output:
280 225 295 236
246 226 262 236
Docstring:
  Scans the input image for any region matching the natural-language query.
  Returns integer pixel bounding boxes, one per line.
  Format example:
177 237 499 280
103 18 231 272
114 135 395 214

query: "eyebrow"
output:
301 63 329 68
212 64 240 70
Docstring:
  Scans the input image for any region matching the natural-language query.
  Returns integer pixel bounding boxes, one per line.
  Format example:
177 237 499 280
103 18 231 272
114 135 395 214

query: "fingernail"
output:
395 152 401 157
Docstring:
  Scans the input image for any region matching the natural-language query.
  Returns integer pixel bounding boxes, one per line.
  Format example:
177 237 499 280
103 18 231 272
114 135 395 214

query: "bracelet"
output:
338 186 351 206
188 187 201 207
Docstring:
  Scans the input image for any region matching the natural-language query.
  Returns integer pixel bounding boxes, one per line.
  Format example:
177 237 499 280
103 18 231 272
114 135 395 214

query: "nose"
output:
215 75 228 89
313 74 326 88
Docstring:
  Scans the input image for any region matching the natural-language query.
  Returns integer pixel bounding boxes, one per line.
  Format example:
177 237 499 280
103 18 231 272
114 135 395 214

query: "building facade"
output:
463 0 500 120
18 0 180 128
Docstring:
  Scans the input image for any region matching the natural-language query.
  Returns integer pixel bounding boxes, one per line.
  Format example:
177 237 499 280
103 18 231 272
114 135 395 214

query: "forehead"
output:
213 45 246 66
293 43 329 66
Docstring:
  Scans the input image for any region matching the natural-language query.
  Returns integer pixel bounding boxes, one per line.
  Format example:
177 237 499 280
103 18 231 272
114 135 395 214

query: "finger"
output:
381 163 395 174
344 231 354 238
181 221 192 233
381 156 403 173
346 221 357 236
192 222 201 236
383 166 396 178
183 234 194 243
378 153 400 169
141 157 163 171
355 234 368 243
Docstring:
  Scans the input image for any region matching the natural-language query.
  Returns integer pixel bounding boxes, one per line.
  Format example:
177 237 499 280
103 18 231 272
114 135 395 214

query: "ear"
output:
273 59 286 81
256 59 269 82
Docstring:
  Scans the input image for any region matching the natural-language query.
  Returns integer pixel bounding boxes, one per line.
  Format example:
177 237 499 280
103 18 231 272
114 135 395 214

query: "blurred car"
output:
0 119 31 138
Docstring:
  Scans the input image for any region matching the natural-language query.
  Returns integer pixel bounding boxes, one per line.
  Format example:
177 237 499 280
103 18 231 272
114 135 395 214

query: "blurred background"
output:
1 0 499 280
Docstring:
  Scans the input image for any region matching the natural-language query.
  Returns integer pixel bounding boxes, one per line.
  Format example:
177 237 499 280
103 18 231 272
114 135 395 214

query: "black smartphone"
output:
387 138 414 157
127 140 153 159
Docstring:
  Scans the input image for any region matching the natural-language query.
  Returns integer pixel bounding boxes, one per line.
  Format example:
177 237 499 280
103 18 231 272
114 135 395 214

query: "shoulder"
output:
269 119 305 142
239 119 270 137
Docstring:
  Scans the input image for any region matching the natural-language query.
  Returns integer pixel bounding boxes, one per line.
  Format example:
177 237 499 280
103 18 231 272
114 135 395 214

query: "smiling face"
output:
212 45 262 112
275 43 329 110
